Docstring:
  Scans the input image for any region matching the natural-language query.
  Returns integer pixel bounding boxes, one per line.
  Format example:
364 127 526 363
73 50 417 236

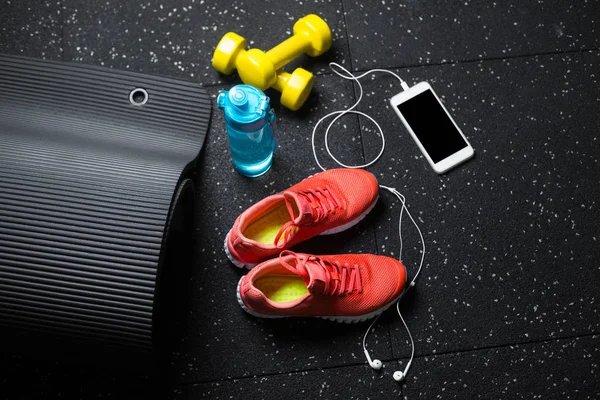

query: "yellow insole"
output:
244 202 297 245
254 274 309 303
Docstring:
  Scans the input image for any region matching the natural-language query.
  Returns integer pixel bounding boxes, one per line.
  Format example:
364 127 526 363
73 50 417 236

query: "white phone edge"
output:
390 81 474 174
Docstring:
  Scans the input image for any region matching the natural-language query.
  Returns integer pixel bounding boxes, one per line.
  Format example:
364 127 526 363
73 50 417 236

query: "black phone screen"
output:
397 89 468 163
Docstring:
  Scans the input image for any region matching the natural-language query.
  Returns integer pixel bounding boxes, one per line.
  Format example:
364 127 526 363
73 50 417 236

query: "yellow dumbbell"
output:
212 14 331 110
273 68 314 111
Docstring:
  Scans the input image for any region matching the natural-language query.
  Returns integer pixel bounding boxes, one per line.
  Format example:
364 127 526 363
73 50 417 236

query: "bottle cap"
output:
217 85 270 132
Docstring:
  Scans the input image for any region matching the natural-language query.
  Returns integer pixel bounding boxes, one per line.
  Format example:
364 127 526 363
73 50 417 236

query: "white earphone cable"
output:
360 186 425 381
381 185 425 379
312 63 407 172
310 64 424 382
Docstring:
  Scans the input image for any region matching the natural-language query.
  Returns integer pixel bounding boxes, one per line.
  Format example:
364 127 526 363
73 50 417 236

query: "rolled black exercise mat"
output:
0 54 211 349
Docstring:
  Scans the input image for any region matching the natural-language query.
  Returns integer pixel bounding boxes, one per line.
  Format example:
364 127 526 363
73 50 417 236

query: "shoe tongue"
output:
283 191 314 225
301 259 329 295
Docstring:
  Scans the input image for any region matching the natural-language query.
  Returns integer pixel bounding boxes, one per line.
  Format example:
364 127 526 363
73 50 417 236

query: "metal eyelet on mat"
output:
129 88 149 106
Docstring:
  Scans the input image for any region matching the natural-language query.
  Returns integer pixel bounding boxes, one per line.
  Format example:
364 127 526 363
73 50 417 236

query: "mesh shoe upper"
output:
238 251 407 318
226 169 379 267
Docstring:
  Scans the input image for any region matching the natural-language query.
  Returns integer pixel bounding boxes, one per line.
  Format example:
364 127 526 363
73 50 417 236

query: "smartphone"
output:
390 82 474 174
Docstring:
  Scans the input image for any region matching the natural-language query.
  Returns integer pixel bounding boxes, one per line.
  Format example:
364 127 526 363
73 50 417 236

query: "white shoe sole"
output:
224 231 254 269
236 276 400 323
224 195 379 270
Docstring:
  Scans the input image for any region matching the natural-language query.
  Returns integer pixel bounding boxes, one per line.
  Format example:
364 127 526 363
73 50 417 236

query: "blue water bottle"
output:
217 85 276 177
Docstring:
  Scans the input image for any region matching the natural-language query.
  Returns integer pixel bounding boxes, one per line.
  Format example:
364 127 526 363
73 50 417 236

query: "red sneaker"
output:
237 251 406 321
225 168 379 269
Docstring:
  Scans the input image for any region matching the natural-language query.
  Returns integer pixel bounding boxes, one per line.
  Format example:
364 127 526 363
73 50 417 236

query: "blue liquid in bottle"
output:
217 85 276 178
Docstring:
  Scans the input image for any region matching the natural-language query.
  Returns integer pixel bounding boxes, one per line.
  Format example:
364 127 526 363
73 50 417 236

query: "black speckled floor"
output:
1 1 600 399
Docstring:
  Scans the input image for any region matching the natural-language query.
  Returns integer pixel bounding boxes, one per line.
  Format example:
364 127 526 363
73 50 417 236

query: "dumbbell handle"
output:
271 70 293 93
266 35 311 71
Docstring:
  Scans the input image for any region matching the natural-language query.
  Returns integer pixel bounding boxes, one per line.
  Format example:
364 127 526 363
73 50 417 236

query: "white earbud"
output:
364 349 382 370
393 359 412 382
371 359 383 370
393 370 405 382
